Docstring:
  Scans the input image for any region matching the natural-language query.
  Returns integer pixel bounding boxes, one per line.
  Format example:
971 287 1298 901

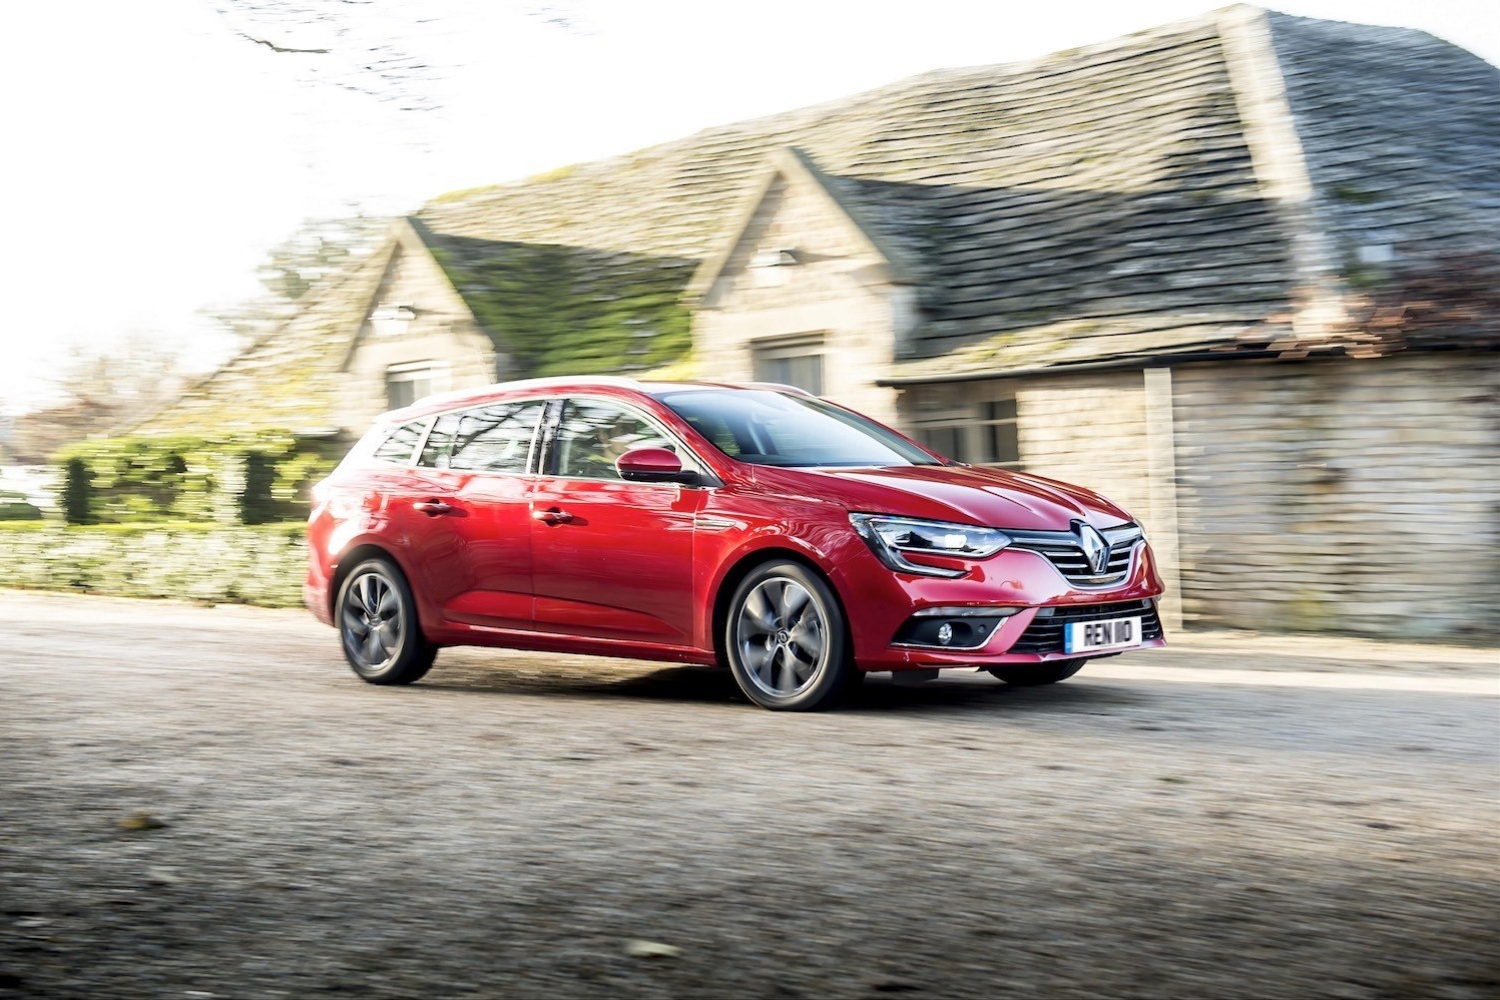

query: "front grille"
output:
1007 600 1162 655
1008 524 1141 587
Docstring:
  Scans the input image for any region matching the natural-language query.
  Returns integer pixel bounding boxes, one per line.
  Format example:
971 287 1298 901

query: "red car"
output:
306 377 1165 710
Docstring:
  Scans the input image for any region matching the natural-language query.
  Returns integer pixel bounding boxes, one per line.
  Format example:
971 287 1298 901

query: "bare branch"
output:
208 0 446 116
228 26 330 54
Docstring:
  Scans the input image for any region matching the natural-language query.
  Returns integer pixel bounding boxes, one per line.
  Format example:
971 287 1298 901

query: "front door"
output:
529 397 705 644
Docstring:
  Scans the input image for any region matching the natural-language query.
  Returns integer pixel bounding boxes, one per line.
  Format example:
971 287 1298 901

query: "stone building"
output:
145 6 1500 641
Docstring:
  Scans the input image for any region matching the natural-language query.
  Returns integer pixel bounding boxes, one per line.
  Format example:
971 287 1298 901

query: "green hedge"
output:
0 489 43 521
53 432 344 525
0 521 308 607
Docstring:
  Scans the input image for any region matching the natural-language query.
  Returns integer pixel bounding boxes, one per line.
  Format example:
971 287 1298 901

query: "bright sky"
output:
1 0 1495 414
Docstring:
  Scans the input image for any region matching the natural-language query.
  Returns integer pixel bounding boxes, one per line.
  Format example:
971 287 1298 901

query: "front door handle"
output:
532 507 575 526
413 500 458 517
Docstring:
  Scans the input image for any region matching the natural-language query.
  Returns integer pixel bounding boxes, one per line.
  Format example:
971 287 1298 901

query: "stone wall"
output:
899 370 1185 626
694 174 901 425
899 353 1500 642
337 241 501 430
1172 352 1500 641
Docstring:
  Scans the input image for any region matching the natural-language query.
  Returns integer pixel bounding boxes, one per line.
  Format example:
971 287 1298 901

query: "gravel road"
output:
1 591 1497 998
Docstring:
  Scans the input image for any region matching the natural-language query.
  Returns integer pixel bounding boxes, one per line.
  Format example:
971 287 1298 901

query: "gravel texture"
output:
1 592 1497 999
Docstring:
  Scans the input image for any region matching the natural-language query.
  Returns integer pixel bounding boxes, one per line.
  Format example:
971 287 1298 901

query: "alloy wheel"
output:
734 576 829 698
341 570 405 672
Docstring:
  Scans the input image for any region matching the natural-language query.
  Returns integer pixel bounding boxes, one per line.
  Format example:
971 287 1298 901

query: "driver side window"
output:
553 399 672 480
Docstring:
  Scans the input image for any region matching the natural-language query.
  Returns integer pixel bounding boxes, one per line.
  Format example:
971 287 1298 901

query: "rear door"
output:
404 400 546 630
528 397 706 645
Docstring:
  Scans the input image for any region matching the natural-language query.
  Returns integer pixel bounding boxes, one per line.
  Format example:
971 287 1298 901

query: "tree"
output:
204 212 388 351
8 336 188 464
208 2 590 118
209 0 449 114
257 213 388 302
61 458 94 525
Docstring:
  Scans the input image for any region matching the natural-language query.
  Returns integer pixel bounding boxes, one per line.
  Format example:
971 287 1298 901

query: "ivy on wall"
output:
425 240 696 378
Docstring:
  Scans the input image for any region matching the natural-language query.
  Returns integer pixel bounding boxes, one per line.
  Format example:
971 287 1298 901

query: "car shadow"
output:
418 657 1146 714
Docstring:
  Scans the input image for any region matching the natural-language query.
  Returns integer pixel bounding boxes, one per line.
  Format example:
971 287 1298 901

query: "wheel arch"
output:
709 546 854 669
328 542 405 622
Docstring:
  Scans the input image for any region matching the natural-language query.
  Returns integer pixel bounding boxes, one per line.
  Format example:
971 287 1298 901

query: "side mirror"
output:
616 447 699 485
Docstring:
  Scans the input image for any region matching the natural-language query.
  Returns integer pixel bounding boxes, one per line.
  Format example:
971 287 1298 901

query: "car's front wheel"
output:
336 558 437 685
987 659 1088 686
725 560 853 711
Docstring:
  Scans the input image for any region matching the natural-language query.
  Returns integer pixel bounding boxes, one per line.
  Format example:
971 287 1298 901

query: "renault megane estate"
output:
305 377 1165 710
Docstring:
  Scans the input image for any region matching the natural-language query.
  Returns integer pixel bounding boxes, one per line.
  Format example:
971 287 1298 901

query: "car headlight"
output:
848 513 1011 578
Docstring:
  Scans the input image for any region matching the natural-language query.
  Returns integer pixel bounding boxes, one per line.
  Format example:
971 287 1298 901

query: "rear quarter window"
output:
370 421 428 465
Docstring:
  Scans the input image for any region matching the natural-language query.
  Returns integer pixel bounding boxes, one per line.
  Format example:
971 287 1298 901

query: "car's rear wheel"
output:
725 560 853 711
337 558 436 685
987 659 1088 686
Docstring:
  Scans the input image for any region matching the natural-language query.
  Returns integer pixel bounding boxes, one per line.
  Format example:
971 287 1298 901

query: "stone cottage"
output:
145 5 1500 641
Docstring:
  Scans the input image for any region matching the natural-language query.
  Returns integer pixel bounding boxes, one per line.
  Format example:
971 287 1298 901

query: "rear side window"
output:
419 413 460 468
371 421 427 465
447 401 545 473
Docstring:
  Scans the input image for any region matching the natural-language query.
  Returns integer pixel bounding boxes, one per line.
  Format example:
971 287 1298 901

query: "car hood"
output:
748 463 1134 532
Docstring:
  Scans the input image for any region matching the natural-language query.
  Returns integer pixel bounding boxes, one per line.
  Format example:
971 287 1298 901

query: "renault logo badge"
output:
1076 523 1110 575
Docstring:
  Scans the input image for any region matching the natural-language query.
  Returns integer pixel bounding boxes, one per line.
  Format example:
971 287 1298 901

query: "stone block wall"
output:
1172 352 1500 641
337 244 500 429
694 174 901 425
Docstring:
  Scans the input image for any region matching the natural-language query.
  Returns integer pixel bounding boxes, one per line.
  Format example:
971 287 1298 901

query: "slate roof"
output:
145 5 1500 435
412 5 1496 383
143 245 395 435
418 6 1283 364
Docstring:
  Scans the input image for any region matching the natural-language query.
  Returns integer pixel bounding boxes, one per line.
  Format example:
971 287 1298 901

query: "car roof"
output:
375 377 811 424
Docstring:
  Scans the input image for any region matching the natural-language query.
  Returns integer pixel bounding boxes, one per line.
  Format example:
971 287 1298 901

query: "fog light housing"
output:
893 607 1022 650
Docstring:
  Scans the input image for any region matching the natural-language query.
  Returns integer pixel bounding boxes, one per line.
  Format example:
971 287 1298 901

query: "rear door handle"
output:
413 500 458 517
532 507 575 526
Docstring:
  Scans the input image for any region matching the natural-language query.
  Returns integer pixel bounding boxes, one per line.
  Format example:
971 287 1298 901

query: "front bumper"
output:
838 540 1167 672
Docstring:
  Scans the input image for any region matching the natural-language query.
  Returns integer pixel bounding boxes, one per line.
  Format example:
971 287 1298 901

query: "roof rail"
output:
739 381 816 396
375 374 648 421
490 374 645 392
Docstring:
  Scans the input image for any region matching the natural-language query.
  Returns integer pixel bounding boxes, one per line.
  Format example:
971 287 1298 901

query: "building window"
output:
753 335 824 395
913 394 1021 468
385 362 439 410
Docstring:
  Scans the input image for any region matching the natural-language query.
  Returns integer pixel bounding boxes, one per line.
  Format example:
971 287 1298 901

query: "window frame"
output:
384 361 446 411
751 333 826 396
407 396 550 479
911 391 1022 470
370 419 433 466
416 399 549 477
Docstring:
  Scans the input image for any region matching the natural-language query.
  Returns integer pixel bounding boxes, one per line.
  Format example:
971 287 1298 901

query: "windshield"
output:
655 389 942 468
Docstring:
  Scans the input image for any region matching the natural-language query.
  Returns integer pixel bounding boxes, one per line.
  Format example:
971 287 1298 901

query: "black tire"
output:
335 558 437 685
987 658 1088 687
723 560 854 711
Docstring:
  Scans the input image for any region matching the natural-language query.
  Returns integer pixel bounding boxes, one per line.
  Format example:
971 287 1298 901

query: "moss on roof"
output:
417 229 696 377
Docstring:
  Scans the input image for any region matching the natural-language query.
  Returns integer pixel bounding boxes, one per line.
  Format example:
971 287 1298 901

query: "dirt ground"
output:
1 591 1497 998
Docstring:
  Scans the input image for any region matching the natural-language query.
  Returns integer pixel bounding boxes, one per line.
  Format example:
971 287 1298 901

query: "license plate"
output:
1064 616 1143 654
